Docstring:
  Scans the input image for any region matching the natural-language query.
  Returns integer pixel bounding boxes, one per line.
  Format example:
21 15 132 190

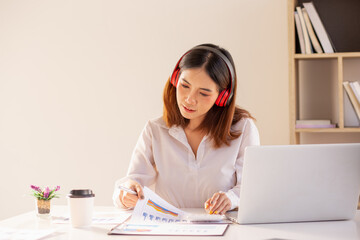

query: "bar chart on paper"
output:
142 199 180 222
132 187 186 223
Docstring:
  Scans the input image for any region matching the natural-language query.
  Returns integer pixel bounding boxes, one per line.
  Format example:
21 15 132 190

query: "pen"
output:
118 185 137 195
224 214 240 225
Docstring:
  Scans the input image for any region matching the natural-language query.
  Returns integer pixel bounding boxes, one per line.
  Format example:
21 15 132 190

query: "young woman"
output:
113 43 260 215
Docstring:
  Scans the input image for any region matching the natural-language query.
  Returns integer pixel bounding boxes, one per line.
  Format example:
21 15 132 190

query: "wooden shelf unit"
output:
288 0 360 144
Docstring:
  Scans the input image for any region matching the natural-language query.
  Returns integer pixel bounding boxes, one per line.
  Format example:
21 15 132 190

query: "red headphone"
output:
170 46 235 107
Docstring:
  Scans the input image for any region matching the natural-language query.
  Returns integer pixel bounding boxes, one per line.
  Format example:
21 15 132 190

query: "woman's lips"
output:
183 105 195 113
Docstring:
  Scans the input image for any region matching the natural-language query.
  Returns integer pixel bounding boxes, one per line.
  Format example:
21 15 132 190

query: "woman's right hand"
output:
119 180 144 208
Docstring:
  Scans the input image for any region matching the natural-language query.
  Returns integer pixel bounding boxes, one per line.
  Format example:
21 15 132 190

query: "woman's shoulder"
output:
232 117 260 145
231 117 257 132
146 116 169 130
139 117 169 138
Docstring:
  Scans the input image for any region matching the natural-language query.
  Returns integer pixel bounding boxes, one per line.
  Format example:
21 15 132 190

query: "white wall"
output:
0 0 288 220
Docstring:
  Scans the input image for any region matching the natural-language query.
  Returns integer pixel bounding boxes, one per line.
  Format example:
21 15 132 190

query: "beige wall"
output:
0 0 288 220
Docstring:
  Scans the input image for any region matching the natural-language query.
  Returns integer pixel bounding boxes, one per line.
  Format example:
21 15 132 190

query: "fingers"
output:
204 198 213 214
204 198 211 210
206 192 231 215
121 191 139 208
210 195 225 214
216 201 231 215
210 194 220 206
119 190 138 208
126 180 144 198
207 192 221 214
119 180 145 208
134 184 144 200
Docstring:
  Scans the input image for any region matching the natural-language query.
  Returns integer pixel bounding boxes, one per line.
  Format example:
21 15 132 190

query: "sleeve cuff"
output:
225 190 239 210
112 187 123 208
112 177 135 209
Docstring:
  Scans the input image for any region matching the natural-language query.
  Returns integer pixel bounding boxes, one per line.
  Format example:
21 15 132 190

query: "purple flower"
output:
54 186 60 192
44 187 50 199
30 185 42 193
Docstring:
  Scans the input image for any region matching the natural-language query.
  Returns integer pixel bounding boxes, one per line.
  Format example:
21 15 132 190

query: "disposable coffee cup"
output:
67 189 95 228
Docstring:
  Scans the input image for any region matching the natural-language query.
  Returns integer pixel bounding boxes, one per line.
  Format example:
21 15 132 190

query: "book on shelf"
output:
302 8 323 53
296 120 331 125
349 81 360 104
303 2 335 53
343 81 360 121
343 89 360 127
299 0 360 52
295 120 336 129
296 6 312 54
294 12 305 54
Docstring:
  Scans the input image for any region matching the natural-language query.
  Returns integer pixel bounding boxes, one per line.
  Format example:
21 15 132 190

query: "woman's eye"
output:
200 93 209 97
181 84 189 89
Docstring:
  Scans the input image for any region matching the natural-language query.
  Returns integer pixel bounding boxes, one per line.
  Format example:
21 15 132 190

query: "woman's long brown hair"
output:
163 44 254 148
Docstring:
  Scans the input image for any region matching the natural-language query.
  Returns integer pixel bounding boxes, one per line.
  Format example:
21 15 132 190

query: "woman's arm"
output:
112 121 158 208
227 118 260 209
205 118 260 214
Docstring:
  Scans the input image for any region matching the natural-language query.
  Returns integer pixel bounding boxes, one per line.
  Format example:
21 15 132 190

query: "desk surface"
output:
1 206 359 240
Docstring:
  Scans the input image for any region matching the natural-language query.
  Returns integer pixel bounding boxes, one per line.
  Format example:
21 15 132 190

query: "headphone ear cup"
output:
170 68 181 87
215 89 230 107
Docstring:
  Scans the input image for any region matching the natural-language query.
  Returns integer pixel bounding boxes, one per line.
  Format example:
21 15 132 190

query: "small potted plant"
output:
30 185 60 217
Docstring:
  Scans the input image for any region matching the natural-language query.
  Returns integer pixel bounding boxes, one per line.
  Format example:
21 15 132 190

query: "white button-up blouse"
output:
113 116 260 210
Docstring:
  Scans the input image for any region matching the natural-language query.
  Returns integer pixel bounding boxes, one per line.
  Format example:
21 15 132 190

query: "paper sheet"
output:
0 228 55 240
131 187 186 223
52 212 131 225
109 223 228 236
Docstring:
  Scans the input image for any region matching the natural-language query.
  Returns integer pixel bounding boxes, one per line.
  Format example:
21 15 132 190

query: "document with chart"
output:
108 187 228 236
131 187 185 223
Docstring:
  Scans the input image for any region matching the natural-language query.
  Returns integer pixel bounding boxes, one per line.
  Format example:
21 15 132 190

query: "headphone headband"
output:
170 45 235 107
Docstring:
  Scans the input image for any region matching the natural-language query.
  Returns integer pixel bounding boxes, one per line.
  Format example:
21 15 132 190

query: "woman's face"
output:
176 68 219 124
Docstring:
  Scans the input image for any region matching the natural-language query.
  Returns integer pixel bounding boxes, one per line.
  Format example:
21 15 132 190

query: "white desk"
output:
1 206 359 240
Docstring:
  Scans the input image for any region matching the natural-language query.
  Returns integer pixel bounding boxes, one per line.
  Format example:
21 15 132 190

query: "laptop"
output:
237 143 360 224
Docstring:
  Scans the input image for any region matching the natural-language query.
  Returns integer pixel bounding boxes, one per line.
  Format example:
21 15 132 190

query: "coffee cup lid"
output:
67 189 95 198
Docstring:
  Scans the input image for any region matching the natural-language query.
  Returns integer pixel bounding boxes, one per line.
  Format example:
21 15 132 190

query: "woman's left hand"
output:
204 192 231 215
